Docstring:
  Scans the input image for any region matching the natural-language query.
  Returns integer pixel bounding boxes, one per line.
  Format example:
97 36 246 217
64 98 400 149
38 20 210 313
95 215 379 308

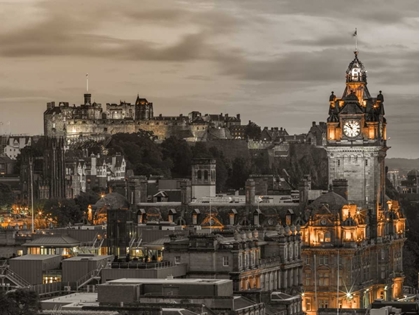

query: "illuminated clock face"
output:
343 120 361 138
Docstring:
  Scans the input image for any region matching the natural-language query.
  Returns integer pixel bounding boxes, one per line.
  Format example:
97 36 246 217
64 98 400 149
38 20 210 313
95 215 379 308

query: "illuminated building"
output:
300 51 406 314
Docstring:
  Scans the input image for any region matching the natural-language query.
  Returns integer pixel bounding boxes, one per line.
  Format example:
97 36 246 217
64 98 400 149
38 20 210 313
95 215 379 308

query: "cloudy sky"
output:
0 0 418 158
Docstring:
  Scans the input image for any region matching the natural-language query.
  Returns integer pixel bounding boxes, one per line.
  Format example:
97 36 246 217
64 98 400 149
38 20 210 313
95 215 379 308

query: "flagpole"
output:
86 73 89 92
354 28 358 51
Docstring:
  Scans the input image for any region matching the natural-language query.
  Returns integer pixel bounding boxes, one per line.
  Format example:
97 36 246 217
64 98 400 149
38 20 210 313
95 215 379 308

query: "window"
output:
318 272 329 286
238 255 242 269
204 170 209 180
324 231 331 242
197 170 202 180
318 232 324 243
223 256 229 266
337 160 340 167
305 273 311 286
175 256 181 264
319 255 328 265
319 299 329 308
365 159 368 166
305 298 311 311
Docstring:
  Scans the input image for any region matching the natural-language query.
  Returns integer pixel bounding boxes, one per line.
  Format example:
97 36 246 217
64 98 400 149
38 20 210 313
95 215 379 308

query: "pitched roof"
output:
308 191 347 213
23 235 80 247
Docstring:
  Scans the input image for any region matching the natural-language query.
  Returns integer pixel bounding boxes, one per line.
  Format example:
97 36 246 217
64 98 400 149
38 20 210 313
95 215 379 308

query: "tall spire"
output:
86 73 89 92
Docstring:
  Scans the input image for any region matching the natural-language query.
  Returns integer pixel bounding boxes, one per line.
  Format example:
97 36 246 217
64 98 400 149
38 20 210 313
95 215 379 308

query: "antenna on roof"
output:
86 73 89 92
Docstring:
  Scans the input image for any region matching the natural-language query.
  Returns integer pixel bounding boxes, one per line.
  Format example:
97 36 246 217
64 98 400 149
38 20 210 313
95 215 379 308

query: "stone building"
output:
191 158 216 199
20 138 127 201
44 94 241 143
299 51 406 314
164 228 303 315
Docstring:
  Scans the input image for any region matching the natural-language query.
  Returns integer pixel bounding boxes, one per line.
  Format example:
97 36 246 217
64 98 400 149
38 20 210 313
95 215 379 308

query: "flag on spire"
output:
353 28 357 37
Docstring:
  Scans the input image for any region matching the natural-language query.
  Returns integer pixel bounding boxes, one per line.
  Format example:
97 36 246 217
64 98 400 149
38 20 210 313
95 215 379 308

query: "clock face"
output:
343 120 361 138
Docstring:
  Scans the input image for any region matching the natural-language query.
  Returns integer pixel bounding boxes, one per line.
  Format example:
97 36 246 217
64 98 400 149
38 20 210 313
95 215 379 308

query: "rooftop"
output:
10 254 61 261
105 278 231 285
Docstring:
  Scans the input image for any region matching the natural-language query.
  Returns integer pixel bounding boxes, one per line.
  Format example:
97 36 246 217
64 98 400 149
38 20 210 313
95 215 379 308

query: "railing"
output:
111 260 174 269
76 265 104 290
31 282 64 296
5 269 31 288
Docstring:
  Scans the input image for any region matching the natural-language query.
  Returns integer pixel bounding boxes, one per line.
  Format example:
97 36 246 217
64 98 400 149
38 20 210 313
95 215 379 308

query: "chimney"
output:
298 175 311 208
332 179 348 200
312 121 316 126
237 114 240 120
84 94 91 105
245 179 256 205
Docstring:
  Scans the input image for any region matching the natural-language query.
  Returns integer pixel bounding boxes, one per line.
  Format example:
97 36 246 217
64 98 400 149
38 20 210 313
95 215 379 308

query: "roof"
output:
407 169 419 177
105 278 231 285
10 254 61 261
64 255 113 262
23 235 80 247
144 237 172 249
233 296 258 310
163 309 199 315
93 192 129 210
309 191 348 212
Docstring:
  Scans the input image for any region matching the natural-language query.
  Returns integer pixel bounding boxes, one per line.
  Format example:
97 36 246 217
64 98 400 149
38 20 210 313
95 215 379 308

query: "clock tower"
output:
326 51 387 211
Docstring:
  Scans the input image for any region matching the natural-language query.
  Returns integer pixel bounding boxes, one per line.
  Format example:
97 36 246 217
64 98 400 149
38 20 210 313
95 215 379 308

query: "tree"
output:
191 142 212 159
244 122 261 140
209 146 229 193
107 133 171 177
74 191 100 220
228 157 251 190
161 137 193 178
0 183 14 210
42 199 82 227
0 289 41 315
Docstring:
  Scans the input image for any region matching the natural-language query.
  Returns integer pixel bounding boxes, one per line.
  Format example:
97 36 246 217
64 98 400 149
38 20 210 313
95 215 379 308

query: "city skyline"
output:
0 0 418 158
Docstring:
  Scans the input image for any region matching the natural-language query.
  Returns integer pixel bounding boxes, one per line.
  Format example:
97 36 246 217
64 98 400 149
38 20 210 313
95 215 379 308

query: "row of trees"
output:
76 133 271 193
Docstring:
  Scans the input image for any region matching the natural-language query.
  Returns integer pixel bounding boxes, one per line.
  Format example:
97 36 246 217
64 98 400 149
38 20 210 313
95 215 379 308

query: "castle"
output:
44 93 241 143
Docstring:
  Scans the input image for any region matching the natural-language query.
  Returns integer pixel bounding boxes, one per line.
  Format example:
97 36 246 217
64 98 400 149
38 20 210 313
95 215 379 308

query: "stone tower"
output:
135 95 154 120
326 51 387 213
191 158 216 199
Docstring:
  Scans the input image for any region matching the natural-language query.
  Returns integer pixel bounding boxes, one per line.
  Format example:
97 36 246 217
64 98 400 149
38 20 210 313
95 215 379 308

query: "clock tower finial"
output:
343 51 370 105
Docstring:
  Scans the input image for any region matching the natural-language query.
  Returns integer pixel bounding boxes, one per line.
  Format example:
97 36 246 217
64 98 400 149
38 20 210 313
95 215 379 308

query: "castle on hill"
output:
44 93 242 143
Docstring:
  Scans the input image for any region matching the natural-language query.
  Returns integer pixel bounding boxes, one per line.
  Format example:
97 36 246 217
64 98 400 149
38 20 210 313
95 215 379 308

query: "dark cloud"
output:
0 0 416 157
237 0 418 24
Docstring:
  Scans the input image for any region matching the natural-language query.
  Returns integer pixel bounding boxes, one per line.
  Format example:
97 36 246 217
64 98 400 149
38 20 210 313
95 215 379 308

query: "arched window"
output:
204 170 209 180
318 232 324 243
325 231 331 242
197 170 202 180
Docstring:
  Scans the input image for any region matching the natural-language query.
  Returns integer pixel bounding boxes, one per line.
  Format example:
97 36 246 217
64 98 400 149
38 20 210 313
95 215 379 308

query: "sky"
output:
0 0 418 158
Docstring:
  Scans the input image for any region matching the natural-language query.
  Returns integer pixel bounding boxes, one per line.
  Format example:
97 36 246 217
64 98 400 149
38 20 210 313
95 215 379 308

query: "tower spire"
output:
86 73 89 92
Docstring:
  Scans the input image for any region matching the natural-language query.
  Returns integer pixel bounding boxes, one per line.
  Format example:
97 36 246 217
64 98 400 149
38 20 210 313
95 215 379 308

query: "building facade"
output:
300 51 406 315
